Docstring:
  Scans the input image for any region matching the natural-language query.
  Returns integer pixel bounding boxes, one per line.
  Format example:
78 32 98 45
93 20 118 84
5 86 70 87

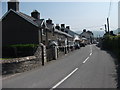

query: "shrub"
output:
2 44 38 58
102 35 120 62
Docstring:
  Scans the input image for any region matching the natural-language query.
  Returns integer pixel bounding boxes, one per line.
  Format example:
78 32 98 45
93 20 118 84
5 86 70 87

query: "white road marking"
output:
2 73 21 80
50 68 78 90
89 45 92 56
90 53 92 56
83 57 89 64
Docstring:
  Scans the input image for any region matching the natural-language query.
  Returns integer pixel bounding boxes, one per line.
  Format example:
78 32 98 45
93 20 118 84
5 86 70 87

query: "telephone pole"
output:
107 18 110 34
104 24 107 33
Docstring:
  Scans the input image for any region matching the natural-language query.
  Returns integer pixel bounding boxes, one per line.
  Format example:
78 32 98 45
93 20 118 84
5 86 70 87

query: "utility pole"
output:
107 18 110 34
104 24 107 33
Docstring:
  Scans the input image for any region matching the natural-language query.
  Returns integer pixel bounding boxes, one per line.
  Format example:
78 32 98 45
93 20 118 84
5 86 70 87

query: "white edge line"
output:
83 57 89 64
50 68 78 90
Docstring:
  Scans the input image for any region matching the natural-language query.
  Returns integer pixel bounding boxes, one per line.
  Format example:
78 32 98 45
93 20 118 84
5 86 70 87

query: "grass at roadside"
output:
0 58 13 60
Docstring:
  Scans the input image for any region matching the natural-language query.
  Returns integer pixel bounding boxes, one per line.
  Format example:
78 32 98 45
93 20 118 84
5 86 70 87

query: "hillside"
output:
75 28 120 37
75 30 105 37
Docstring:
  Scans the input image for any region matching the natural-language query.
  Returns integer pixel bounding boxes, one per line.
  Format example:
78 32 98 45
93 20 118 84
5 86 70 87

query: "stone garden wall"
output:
2 56 41 75
2 45 43 75
2 45 74 76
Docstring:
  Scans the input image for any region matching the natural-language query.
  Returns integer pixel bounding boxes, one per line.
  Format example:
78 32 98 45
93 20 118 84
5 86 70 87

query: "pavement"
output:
2 44 117 88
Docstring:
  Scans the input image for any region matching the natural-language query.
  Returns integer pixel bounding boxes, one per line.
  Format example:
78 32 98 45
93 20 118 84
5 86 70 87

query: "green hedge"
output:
9 44 38 48
102 35 120 61
3 44 38 58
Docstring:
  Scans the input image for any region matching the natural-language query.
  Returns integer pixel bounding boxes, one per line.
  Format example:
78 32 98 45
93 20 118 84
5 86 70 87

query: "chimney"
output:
61 24 65 32
55 24 60 30
83 29 86 32
31 10 40 19
46 18 52 24
8 0 19 11
61 24 65 28
66 26 70 30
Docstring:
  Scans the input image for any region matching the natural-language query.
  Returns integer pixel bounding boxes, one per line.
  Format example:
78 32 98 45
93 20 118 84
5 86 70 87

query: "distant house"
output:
62 25 80 41
2 0 46 46
45 20 73 47
55 24 80 45
56 25 73 46
79 29 94 44
45 19 56 46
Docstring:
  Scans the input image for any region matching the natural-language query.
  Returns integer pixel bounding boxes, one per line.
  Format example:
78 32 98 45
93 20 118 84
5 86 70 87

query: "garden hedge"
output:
102 35 120 62
2 44 38 58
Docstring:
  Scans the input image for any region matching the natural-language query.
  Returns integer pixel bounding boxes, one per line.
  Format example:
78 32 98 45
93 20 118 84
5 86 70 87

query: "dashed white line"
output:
83 57 89 64
90 53 92 56
89 45 92 56
50 68 78 90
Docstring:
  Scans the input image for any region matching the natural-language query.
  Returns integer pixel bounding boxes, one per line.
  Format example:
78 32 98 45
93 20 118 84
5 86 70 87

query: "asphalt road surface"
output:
2 44 117 88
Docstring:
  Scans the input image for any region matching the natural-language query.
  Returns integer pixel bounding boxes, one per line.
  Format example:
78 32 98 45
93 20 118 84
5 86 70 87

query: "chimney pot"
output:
55 24 60 30
46 18 52 24
66 26 70 30
61 24 65 28
31 10 40 19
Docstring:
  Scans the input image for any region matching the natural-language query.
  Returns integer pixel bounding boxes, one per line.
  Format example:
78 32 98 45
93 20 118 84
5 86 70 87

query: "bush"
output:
2 44 38 58
102 35 120 62
9 44 38 48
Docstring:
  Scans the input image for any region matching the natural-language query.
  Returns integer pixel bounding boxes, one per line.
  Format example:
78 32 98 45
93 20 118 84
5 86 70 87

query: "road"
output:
2 44 117 88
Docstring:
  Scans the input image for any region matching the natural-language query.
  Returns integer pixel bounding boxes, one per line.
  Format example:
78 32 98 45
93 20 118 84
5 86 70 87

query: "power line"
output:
106 0 112 34
108 0 112 18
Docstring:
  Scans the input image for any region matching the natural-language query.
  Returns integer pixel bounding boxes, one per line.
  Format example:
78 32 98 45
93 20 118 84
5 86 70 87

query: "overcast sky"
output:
1 0 119 32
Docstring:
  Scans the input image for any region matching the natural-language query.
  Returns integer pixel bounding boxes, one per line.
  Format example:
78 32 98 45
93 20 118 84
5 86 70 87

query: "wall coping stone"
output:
1 56 36 64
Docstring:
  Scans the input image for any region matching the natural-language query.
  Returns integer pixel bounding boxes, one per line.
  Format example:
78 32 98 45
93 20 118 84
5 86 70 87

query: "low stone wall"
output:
2 56 42 75
46 48 54 61
58 46 65 58
2 45 75 75
46 46 66 61
2 44 43 75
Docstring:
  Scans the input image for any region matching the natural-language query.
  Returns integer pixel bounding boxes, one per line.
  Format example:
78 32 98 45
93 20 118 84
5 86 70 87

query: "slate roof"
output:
1 9 73 38
2 9 44 27
54 29 73 38
63 27 79 37
86 31 93 35
83 31 93 35
45 23 73 38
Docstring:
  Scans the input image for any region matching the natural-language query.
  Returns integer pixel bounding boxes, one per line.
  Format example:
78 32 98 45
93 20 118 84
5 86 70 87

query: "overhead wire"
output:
108 0 112 18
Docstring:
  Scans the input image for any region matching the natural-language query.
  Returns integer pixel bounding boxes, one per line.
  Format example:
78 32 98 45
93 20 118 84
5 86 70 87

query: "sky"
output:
118 1 120 28
1 0 119 32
